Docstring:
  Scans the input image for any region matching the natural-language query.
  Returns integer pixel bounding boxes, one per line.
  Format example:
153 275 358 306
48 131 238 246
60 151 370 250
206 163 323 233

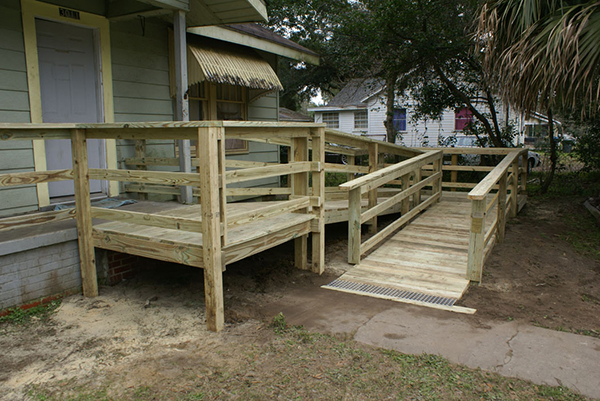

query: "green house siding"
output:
0 0 38 217
228 91 280 191
110 18 177 194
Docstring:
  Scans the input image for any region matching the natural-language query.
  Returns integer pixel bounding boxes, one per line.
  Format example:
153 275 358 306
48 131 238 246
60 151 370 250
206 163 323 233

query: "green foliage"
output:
0 300 61 325
574 122 600 171
271 312 288 334
268 0 509 147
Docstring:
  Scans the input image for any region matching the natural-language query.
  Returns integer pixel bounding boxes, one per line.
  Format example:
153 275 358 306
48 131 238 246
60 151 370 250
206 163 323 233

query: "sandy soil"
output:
0 196 598 399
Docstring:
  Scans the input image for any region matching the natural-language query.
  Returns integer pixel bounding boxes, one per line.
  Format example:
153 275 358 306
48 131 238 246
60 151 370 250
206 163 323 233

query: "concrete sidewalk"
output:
261 284 600 399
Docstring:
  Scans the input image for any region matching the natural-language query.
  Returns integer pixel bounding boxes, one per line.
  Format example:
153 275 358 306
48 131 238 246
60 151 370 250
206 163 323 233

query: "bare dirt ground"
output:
0 194 598 400
460 197 600 336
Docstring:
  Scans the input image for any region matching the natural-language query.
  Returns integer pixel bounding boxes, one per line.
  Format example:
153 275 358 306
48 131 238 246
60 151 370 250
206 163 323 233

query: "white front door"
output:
36 19 105 198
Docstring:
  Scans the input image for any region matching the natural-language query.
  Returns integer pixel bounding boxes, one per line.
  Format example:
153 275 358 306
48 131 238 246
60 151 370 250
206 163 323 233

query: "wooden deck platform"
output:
323 192 526 313
92 196 402 268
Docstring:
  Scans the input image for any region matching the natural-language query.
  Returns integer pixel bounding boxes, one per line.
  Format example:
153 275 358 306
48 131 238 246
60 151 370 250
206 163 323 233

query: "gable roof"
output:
327 78 385 107
279 107 313 122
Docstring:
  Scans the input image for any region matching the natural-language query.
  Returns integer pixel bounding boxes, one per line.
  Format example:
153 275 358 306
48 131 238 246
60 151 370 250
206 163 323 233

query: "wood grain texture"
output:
71 129 98 297
0 169 73 187
311 127 325 274
0 208 76 232
198 126 224 332
291 137 309 271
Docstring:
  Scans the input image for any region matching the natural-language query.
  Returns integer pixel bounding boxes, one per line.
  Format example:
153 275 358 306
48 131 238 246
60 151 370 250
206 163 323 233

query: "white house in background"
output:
309 78 537 147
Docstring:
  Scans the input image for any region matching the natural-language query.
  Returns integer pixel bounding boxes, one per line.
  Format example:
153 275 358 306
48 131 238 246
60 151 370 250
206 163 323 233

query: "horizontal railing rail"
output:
0 122 329 334
339 150 443 264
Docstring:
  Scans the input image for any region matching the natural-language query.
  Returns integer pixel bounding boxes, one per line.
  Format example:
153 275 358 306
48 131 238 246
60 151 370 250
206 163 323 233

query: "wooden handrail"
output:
225 161 314 184
341 150 443 264
467 149 526 283
416 146 517 155
326 128 422 158
340 151 442 193
468 150 525 200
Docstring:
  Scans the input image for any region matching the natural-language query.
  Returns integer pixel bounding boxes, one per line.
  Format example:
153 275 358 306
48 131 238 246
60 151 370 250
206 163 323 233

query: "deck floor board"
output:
324 192 484 313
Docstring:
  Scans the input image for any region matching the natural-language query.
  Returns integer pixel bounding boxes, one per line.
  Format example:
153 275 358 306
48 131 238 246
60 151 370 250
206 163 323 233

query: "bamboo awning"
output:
187 42 283 91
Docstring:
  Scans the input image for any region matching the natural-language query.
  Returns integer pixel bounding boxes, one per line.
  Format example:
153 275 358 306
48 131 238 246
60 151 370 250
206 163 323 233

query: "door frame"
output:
21 0 118 207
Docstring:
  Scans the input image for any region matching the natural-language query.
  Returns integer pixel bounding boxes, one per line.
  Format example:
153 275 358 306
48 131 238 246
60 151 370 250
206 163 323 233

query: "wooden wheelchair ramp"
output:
323 193 477 314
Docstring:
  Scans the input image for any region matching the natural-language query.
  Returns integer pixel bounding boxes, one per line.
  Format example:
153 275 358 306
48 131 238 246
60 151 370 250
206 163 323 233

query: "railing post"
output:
401 173 410 215
520 151 528 194
291 137 309 270
311 127 325 274
433 155 443 200
217 131 227 247
497 171 507 243
367 143 378 234
346 154 355 183
198 126 224 332
450 153 458 192
348 187 362 264
510 159 518 217
71 129 98 297
134 140 148 200
467 198 486 282
414 167 422 205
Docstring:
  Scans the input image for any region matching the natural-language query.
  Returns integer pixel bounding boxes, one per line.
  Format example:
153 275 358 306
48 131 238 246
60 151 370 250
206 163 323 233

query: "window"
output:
354 110 368 129
455 108 473 131
322 112 339 128
393 108 407 132
189 82 248 154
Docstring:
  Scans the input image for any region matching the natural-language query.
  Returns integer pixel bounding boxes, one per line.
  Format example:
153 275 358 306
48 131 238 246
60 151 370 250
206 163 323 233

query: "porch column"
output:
174 10 193 204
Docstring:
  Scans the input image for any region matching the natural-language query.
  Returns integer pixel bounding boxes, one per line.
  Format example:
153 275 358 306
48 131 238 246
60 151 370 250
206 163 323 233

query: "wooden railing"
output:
0 121 328 333
465 149 528 282
339 150 443 264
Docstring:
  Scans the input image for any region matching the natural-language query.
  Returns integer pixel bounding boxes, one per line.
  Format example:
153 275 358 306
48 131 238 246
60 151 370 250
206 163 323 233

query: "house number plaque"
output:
59 7 80 20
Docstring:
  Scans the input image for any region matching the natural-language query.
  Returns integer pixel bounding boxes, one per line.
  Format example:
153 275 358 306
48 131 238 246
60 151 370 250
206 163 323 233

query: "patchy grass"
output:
28 315 588 401
0 300 61 326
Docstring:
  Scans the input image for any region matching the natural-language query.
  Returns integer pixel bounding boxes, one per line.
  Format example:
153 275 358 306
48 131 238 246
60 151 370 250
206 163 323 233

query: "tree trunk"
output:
383 73 398 143
540 107 557 194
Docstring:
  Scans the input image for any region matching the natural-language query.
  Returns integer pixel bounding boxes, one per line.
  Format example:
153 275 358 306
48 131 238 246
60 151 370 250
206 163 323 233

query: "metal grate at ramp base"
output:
323 278 458 306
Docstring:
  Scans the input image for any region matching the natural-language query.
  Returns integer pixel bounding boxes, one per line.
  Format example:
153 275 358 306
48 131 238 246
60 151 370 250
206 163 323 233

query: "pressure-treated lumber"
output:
90 168 201 187
198 126 224 332
225 161 313 184
92 227 204 267
348 187 362 264
218 136 227 246
450 154 458 191
510 159 519 218
416 146 516 155
324 163 369 174
360 192 440 257
325 128 420 158
291 137 309 270
311 127 326 274
340 151 442 193
0 208 76 232
0 169 74 187
134 140 148 200
360 172 441 224
497 172 507 243
367 143 379 234
71 129 98 297
466 198 486 282
468 150 523 200
90 207 202 232
227 197 310 227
